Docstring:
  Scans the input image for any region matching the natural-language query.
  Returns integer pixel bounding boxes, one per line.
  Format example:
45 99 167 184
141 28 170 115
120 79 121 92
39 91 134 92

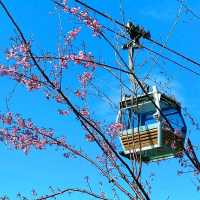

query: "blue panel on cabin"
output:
161 107 186 138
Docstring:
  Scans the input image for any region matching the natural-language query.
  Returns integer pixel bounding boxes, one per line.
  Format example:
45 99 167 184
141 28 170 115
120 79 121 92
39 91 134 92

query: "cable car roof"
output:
120 91 181 111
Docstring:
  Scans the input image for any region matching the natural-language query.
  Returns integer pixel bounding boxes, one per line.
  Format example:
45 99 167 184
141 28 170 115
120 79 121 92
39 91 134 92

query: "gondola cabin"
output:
117 86 186 162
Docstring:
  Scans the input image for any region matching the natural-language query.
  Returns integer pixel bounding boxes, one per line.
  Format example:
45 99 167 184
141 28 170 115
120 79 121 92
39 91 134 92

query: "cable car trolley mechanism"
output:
116 86 187 162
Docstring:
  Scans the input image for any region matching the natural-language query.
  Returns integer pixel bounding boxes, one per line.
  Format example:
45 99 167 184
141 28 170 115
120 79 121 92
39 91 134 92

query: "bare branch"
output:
36 187 110 200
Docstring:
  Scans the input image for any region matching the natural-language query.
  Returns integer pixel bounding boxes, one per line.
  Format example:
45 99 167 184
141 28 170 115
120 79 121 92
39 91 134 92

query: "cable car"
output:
116 86 187 162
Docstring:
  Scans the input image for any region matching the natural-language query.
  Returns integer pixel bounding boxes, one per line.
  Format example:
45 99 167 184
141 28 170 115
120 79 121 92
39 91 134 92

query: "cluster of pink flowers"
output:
6 43 29 59
3 42 43 91
6 42 31 69
80 109 90 117
79 72 92 86
55 94 65 103
107 122 123 137
60 51 96 69
62 3 101 35
1 112 13 125
0 65 17 77
65 27 81 44
0 112 56 154
58 109 70 116
16 56 30 68
76 51 96 68
85 133 95 142
75 89 86 99
0 64 41 91
21 75 41 91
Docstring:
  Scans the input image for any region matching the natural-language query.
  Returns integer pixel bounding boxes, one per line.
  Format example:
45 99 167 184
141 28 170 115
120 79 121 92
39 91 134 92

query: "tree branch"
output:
36 187 110 200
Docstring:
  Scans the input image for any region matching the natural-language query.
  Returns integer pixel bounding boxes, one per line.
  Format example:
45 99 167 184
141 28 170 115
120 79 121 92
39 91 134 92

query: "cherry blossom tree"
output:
0 0 200 200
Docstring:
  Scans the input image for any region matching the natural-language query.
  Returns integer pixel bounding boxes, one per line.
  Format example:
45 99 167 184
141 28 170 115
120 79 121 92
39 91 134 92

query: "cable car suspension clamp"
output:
122 21 151 50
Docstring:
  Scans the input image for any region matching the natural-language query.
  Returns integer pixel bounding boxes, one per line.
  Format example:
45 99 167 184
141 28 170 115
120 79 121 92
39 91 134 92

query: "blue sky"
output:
0 0 200 199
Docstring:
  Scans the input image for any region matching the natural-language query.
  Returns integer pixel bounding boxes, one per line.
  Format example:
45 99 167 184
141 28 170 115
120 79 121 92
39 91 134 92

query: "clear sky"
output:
0 0 200 199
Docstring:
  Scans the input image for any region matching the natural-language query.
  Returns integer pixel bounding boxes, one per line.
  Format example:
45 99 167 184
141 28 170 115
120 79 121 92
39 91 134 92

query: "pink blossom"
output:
17 56 30 68
26 120 34 129
35 140 46 149
69 54 75 61
22 75 41 90
3 112 13 125
60 56 68 68
12 126 19 136
186 145 193 153
18 43 29 53
85 134 95 142
75 89 86 99
0 65 16 77
62 4 101 35
17 118 26 128
107 122 123 137
70 7 80 15
77 51 96 68
80 109 89 117
58 137 66 145
65 27 81 44
0 112 59 154
61 52 96 69
55 95 65 103
63 6 69 12
80 11 88 17
79 72 92 86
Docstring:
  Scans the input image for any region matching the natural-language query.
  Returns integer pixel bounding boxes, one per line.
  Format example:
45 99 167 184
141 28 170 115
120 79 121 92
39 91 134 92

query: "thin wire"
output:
102 25 200 75
100 24 200 77
148 38 200 68
177 0 200 20
65 0 200 69
142 45 200 77
33 54 200 83
73 0 125 27
53 1 200 78
144 2 184 82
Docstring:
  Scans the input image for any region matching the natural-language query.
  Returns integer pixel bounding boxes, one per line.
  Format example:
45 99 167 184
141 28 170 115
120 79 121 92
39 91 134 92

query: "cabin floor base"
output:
120 145 183 162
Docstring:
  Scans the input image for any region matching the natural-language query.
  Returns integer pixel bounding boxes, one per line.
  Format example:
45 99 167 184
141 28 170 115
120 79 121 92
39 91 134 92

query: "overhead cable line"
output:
88 21 200 77
148 38 200 68
71 0 200 69
73 0 125 27
53 1 200 78
96 25 200 77
142 45 200 77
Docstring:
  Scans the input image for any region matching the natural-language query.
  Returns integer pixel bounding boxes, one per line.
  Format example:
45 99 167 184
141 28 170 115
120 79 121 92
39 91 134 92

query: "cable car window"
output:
120 108 139 130
141 111 156 126
162 107 186 137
